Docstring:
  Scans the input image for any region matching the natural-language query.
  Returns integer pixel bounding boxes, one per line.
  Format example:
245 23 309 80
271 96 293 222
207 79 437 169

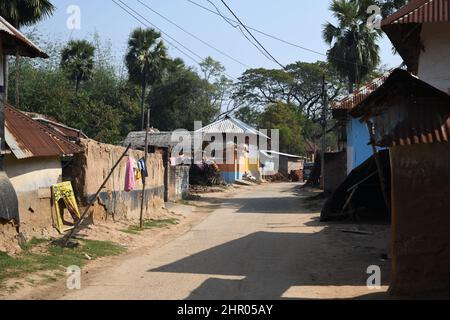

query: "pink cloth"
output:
124 157 136 192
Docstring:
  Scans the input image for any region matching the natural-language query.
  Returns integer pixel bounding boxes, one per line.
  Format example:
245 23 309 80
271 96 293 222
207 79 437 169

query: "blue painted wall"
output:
346 118 373 174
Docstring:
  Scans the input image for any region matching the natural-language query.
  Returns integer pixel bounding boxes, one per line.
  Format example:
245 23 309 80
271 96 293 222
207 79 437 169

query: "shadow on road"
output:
150 230 390 300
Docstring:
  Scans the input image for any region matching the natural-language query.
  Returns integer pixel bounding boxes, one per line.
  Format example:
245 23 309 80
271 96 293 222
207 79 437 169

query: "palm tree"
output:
322 0 380 93
125 28 167 131
0 0 55 106
60 40 96 93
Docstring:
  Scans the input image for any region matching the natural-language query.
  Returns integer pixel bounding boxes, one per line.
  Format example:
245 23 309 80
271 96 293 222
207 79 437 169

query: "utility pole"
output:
321 75 327 190
140 108 150 228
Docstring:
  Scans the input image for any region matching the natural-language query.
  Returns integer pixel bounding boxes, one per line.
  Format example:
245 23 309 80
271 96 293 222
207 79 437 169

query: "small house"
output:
3 104 83 234
0 15 48 230
123 130 190 202
197 115 269 183
349 0 450 295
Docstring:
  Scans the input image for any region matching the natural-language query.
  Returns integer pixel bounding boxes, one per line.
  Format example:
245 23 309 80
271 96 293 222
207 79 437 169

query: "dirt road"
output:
31 183 392 299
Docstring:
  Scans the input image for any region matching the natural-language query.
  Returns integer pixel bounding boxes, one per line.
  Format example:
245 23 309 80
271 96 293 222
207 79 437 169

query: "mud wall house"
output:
0 104 83 248
197 115 268 183
332 74 390 175
67 139 165 222
123 131 190 202
0 16 50 249
351 68 450 295
355 0 450 295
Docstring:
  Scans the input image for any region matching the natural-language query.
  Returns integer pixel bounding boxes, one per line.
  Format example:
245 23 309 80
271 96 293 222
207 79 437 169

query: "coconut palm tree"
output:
0 0 55 106
323 0 381 93
125 28 167 131
60 40 96 93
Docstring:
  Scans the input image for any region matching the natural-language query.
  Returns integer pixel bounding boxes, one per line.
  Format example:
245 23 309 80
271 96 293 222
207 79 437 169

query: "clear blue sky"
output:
29 0 403 79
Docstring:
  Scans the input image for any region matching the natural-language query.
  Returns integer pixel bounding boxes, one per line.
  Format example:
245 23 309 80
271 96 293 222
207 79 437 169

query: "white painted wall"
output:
4 155 62 193
418 22 450 93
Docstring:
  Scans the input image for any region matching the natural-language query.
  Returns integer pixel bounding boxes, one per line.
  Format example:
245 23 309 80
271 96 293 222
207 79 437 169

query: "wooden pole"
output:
139 109 150 228
320 75 327 190
63 143 132 247
366 121 390 214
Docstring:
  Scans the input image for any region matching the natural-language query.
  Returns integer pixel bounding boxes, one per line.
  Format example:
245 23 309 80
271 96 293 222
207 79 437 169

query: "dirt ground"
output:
3 183 393 300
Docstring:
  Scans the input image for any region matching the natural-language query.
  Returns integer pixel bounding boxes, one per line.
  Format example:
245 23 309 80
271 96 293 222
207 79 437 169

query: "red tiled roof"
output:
331 72 392 111
4 104 83 159
382 0 450 26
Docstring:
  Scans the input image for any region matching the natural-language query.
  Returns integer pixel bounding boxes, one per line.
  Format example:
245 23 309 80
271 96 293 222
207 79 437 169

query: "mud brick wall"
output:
70 139 165 221
168 165 190 201
324 151 347 194
390 143 450 295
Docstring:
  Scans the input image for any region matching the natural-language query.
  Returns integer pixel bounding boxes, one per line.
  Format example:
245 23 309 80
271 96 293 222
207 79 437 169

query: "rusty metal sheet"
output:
4 104 83 159
382 0 450 26
350 69 450 147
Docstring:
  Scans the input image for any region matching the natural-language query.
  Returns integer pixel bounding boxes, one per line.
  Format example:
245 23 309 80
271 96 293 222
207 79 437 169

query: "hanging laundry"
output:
138 158 148 178
135 166 142 181
125 157 136 192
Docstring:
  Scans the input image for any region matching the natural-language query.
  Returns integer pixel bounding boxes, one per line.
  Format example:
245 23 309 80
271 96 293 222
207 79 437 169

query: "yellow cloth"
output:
52 182 81 234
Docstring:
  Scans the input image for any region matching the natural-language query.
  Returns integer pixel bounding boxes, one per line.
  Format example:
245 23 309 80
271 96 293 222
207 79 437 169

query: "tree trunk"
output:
75 76 81 94
15 52 20 108
4 56 8 103
140 81 147 131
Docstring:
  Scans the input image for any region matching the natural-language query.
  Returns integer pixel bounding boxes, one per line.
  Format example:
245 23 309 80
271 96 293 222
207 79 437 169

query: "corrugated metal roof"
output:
350 69 450 147
4 104 83 159
0 16 48 58
332 72 392 111
197 115 270 139
124 131 192 149
260 150 306 160
382 0 450 26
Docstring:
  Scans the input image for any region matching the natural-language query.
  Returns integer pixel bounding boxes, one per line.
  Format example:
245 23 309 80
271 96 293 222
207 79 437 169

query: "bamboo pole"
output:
366 121 390 214
62 143 132 247
139 109 150 228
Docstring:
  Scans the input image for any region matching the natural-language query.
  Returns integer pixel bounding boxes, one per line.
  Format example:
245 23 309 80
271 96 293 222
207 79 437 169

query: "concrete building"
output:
197 115 269 183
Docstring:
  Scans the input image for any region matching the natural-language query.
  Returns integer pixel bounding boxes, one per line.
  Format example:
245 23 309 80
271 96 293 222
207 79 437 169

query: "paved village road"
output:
57 183 390 300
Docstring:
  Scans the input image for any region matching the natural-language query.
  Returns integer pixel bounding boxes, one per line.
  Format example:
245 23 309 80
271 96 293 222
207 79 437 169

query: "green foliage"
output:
0 238 125 287
0 0 55 27
61 40 96 92
322 0 407 92
234 61 343 122
149 67 220 131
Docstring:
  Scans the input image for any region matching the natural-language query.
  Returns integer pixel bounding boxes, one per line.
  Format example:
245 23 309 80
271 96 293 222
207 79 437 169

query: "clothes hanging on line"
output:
138 158 148 178
125 157 136 192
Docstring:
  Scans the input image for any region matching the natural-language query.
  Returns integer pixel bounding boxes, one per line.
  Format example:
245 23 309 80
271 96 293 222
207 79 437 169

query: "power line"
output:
111 0 238 81
187 0 374 70
112 0 201 64
187 0 328 58
135 0 252 69
217 0 287 70
204 0 275 63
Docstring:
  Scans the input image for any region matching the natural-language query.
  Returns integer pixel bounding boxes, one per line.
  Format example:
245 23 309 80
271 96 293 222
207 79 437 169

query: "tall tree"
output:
322 0 408 93
0 0 55 106
125 28 167 131
60 40 96 93
234 61 343 122
322 0 381 93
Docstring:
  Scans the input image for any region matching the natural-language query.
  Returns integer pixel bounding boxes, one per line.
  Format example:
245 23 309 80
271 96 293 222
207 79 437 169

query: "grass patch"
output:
121 218 179 235
0 238 126 288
